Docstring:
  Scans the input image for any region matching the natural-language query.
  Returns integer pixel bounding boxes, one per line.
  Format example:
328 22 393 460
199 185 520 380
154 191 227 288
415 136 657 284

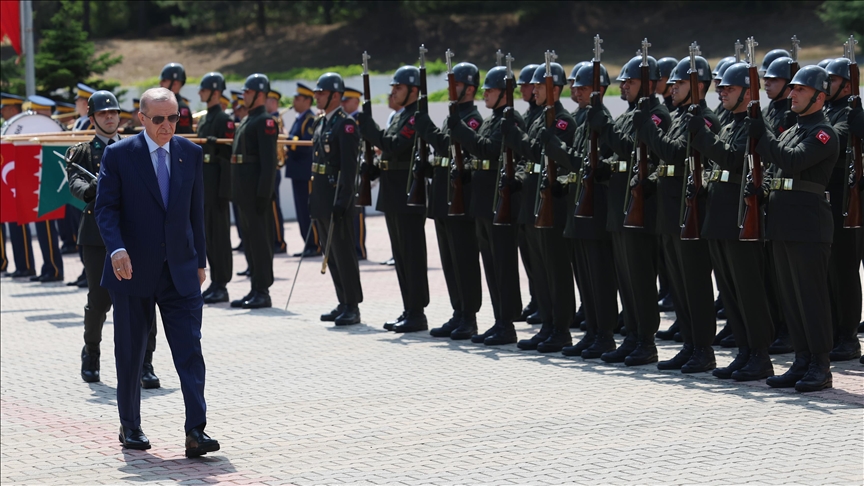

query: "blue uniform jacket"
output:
285 108 316 181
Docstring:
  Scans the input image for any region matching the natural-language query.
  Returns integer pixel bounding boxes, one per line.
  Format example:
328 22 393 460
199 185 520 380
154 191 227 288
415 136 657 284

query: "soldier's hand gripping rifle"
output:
406 45 429 207
575 35 603 219
680 42 705 240
844 35 862 229
534 50 559 229
446 49 467 216
493 53 516 226
623 38 652 229
738 37 764 241
356 51 374 207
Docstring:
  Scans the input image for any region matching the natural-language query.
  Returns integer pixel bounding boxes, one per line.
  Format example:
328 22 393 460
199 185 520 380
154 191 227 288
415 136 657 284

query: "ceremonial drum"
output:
1 112 66 136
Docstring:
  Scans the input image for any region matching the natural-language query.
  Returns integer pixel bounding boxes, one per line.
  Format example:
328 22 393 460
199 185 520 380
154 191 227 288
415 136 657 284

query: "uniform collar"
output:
207 104 223 114
249 105 266 116
797 110 827 128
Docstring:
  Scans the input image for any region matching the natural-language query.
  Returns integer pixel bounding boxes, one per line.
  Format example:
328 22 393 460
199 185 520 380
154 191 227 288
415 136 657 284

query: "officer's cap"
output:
119 110 134 120
220 93 231 105
1 92 25 106
268 89 282 100
342 87 362 101
76 83 95 100
55 101 76 114
26 95 56 111
294 83 314 98
132 98 140 110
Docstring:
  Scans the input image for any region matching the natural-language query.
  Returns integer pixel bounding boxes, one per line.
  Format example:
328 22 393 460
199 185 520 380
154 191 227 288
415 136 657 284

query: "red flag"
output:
0 1 21 55
1 142 17 223
12 143 64 223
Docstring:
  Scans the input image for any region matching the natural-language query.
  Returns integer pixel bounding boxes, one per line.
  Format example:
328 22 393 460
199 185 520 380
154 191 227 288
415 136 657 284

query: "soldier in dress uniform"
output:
229 74 279 309
713 58 735 126
159 63 194 134
310 73 363 326
749 66 838 391
341 87 368 261
656 57 678 111
357 65 430 333
231 90 247 123
822 57 863 362
266 89 288 254
762 57 797 134
73 83 95 131
285 83 320 258
196 72 235 305
586 53 672 366
502 61 577 353
66 90 160 388
129 98 142 128
687 62 776 380
0 93 36 279
230 90 248 256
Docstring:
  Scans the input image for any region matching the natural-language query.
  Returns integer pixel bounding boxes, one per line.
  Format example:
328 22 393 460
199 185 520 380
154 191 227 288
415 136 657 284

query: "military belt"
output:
769 178 825 195
310 162 329 175
204 154 211 163
657 165 678 177
379 159 390 170
608 160 630 173
707 169 741 184
230 154 259 164
564 172 580 184
467 159 493 171
432 156 451 167
525 163 543 175
204 154 227 164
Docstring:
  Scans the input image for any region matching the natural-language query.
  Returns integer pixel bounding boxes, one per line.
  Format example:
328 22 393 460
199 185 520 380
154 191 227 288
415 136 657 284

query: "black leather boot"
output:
484 322 518 346
526 311 543 325
517 323 552 350
681 346 716 374
766 351 810 388
624 340 658 366
572 305 585 329
712 348 750 379
141 351 160 389
719 332 737 348
81 346 100 383
657 344 693 370
829 336 862 361
472 322 500 343
230 291 254 308
601 334 637 363
392 309 428 333
731 348 774 381
430 314 461 337
334 306 361 326
450 315 478 341
562 331 595 357
656 321 680 341
516 301 537 322
713 323 732 345
794 353 832 392
536 328 572 353
581 333 617 359
768 329 794 354
320 304 345 322
383 312 407 331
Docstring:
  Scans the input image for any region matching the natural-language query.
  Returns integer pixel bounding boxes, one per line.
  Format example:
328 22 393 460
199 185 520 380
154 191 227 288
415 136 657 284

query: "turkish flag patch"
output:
227 121 235 129
345 123 355 134
468 118 480 130
816 130 831 145
651 114 662 126
400 126 415 137
408 116 416 125
556 119 568 130
704 119 713 128
181 108 189 116
265 119 275 127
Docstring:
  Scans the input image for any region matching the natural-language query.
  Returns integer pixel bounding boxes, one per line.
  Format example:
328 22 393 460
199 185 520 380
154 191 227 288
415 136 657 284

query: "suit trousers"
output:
110 263 205 433
475 218 522 323
828 227 863 342
773 240 833 355
316 214 363 306
35 220 63 279
237 204 274 294
385 212 429 311
661 234 716 347
434 217 482 316
708 239 774 350
204 199 233 286
573 238 618 336
7 223 35 273
615 231 659 341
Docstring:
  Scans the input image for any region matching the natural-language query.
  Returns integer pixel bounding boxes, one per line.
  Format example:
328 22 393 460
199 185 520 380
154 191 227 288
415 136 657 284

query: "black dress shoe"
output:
203 288 229 304
185 427 220 458
767 352 810 388
274 245 287 254
525 311 543 325
615 312 625 335
383 312 406 331
572 305 585 329
829 337 862 361
38 274 64 283
380 257 395 266
293 248 321 258
334 307 361 326
141 363 160 389
450 316 477 341
681 346 716 374
81 346 100 383
393 312 428 333
657 344 693 370
713 348 750 379
242 292 272 309
430 316 461 337
516 302 537 322
768 331 794 355
76 277 88 288
601 335 638 363
29 274 42 281
484 324 518 346
581 335 617 359
657 295 675 312
795 354 832 392
624 342 658 366
321 305 345 322
562 332 595 357
60 244 78 255
10 269 36 278
517 323 552 350
719 333 737 348
472 322 500 343
236 268 251 276
119 426 151 450
713 324 732 346
673 332 684 343
731 349 774 381
230 291 254 308
656 321 680 341
716 307 727 320
536 329 572 353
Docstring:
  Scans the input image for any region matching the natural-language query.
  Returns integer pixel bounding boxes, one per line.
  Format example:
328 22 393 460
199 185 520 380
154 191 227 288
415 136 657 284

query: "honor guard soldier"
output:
357 65 430 332
286 83 320 257
1 93 36 278
502 59 578 353
73 83 95 131
713 59 736 127
587 51 672 366
635 54 722 373
266 89 288 254
542 61 621 358
66 90 160 387
129 98 142 128
414 59 484 340
567 61 591 118
159 63 194 134
196 72 235 304
763 57 797 134
231 90 247 123
656 57 678 111
230 90 248 255
688 61 776 380
230 74 279 309
341 87 368 260
749 66 839 391
311 73 363 326
823 56 863 361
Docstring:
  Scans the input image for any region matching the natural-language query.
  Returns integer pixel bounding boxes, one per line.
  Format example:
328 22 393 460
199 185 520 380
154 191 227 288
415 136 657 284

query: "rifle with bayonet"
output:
575 34 604 219
623 38 652 229
356 51 373 206
789 35 800 78
844 35 862 229
738 36 764 241
493 52 516 226
407 44 429 207
680 41 704 240
445 49 467 216
534 50 559 229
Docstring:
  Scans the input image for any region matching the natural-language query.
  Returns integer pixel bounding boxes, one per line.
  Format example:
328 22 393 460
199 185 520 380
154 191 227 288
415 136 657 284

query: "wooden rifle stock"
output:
575 49 603 219
407 46 429 207
843 35 862 228
681 42 704 240
535 51 558 229
493 55 516 226
446 51 466 216
739 38 764 241
356 51 373 206
623 40 652 229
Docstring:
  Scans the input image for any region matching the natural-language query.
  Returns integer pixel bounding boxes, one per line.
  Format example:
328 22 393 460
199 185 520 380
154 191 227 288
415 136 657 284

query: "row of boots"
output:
80 347 160 389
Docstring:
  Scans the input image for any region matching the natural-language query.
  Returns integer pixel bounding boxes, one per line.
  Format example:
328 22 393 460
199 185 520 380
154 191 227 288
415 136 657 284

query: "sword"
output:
284 223 316 311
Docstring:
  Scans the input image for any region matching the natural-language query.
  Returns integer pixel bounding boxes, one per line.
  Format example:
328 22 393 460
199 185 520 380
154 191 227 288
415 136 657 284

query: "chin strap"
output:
729 86 747 112
93 114 118 138
798 90 821 115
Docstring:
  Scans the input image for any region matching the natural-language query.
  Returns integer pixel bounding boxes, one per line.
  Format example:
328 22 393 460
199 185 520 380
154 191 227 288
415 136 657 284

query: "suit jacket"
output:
95 132 206 297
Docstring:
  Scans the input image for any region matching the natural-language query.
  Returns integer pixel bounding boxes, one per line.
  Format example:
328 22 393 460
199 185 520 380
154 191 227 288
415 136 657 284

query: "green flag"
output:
37 144 86 217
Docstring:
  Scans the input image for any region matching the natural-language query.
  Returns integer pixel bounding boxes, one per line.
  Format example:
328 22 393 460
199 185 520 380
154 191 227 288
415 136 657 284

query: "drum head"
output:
1 112 66 136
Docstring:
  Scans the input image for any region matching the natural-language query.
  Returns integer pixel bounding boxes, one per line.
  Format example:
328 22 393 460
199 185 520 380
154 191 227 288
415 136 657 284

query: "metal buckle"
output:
432 156 442 167
660 165 675 177
204 154 211 163
567 172 579 183
720 170 729 183
231 154 243 164
618 161 628 172
481 160 490 170
440 157 451 168
379 159 389 170
318 164 327 175
311 163 319 173
532 163 542 174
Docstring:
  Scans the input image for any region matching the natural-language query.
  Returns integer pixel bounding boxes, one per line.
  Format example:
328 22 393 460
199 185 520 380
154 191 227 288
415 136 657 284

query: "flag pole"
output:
21 0 35 97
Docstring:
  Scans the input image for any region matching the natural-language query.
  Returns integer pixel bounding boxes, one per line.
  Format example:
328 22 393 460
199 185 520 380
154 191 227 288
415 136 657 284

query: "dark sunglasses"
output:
141 112 180 125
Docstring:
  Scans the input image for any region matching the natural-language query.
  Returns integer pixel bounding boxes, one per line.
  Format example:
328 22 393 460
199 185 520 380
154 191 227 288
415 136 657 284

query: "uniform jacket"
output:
67 135 117 246
824 98 855 223
309 107 360 220
231 105 279 202
764 98 794 136
175 93 194 134
285 108 316 181
196 104 235 204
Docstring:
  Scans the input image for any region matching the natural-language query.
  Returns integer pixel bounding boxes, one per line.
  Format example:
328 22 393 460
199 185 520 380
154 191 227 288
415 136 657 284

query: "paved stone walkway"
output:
1 216 862 485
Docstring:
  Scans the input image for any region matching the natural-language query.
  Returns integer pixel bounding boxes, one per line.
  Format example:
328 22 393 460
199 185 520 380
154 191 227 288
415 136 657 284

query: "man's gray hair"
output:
140 87 177 113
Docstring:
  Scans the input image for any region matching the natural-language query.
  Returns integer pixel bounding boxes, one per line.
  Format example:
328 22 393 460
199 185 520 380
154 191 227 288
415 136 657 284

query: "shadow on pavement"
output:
119 449 237 484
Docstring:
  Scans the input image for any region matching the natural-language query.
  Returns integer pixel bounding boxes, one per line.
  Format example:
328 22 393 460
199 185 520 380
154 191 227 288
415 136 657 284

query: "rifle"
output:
493 52 516 226
789 35 800 78
738 36 764 241
575 34 604 219
734 39 743 63
445 49 467 216
406 44 429 207
623 38 652 229
534 50 559 229
680 41 704 240
355 51 373 207
844 35 862 229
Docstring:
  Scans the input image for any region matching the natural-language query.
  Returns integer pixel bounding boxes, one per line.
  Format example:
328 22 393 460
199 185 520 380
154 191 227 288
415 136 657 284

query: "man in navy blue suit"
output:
95 87 220 458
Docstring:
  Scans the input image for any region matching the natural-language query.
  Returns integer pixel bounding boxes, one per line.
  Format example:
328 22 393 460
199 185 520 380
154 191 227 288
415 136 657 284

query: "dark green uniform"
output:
175 93 194 134
518 102 544 313
764 98 795 135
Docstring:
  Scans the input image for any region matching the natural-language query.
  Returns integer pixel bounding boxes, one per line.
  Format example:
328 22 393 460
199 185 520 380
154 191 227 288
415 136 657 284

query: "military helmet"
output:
199 72 226 92
790 65 830 94
243 73 270 94
530 63 567 86
619 55 661 81
160 63 186 84
568 61 591 81
763 57 793 80
87 90 120 116
482 66 507 90
669 57 712 83
657 57 678 79
712 56 735 78
760 49 791 73
718 62 752 88
573 63 610 88
390 66 421 87
315 72 345 93
715 59 736 82
517 64 540 85
817 58 833 69
452 62 480 87
825 58 851 80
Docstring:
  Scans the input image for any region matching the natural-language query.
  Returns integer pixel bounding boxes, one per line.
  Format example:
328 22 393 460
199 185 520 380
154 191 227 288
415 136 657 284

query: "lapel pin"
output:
179 158 183 163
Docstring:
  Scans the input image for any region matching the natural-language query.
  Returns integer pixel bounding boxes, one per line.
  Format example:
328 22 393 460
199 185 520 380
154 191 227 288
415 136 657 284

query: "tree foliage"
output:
818 1 864 45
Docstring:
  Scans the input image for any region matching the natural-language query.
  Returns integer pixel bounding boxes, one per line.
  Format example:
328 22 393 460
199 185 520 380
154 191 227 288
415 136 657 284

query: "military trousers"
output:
384 212 429 311
236 202 274 294
518 224 536 308
612 231 659 341
525 224 574 332
661 234 716 347
271 171 287 252
475 217 522 323
6 223 34 273
434 217 482 317
35 220 63 279
571 238 618 337
204 198 233 287
316 213 363 306
773 240 832 355
828 226 863 342
708 239 774 350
